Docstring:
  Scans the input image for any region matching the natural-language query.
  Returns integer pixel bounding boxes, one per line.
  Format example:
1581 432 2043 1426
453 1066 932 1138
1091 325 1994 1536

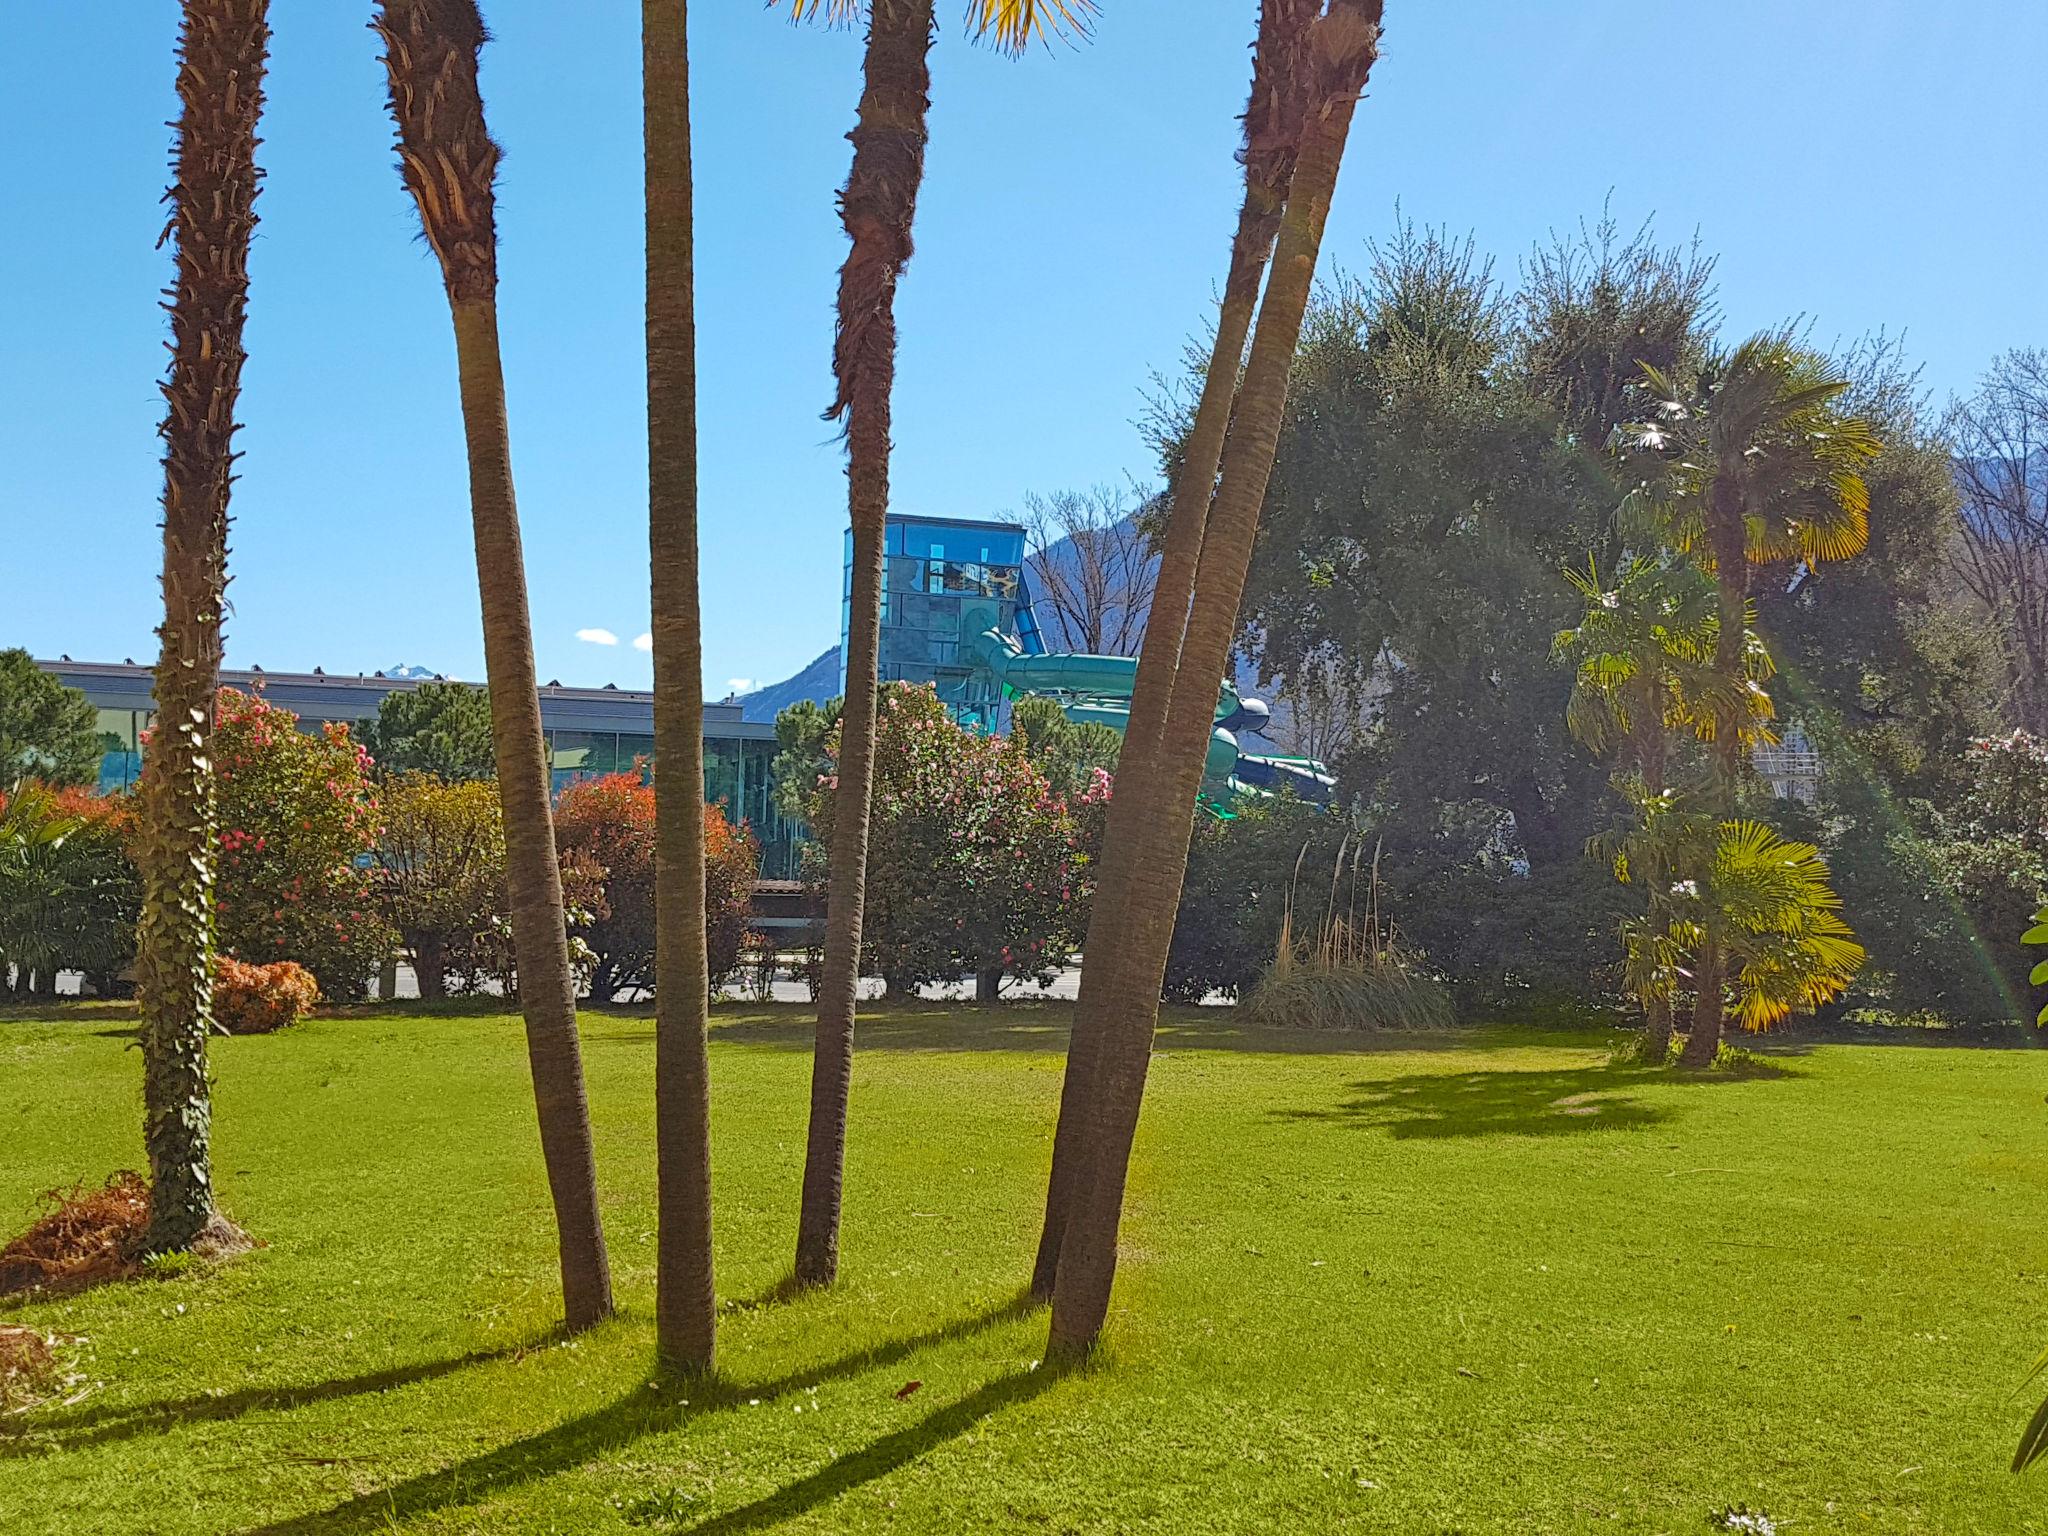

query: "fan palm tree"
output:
784 0 1093 1290
1555 555 1771 1057
1045 0 1386 1362
1033 0 1320 1302
374 0 613 1332
643 0 717 1371
1620 332 1881 1064
134 0 269 1255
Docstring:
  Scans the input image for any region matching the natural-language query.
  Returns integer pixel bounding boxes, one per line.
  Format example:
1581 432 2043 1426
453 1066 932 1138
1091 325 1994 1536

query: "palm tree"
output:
1621 332 1881 1064
1045 0 1386 1362
1033 0 1320 1302
643 0 716 1371
374 0 613 1332
784 0 1092 1290
1554 555 1771 1057
134 0 270 1256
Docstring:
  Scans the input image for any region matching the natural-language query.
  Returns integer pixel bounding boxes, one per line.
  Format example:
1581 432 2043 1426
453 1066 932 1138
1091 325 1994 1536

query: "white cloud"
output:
575 628 619 646
725 677 757 695
632 632 653 653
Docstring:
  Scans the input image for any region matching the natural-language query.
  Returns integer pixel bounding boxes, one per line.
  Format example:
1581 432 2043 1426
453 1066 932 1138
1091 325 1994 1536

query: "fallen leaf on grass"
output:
894 1380 922 1400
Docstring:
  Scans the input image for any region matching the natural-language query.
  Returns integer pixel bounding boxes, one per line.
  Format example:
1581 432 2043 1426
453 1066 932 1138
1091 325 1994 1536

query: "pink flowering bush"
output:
208 688 389 998
804 683 1104 997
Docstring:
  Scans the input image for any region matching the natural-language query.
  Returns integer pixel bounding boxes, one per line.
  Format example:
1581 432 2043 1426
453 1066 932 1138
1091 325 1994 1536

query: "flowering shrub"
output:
554 772 757 999
213 956 318 1034
804 684 1099 996
208 689 389 998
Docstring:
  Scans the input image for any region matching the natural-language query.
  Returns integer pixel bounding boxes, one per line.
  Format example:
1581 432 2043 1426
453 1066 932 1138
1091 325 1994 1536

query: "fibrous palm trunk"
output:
1032 0 1320 1302
1047 0 1384 1361
644 0 717 1371
136 0 270 1256
376 0 613 1332
795 0 935 1291
1681 476 1749 1068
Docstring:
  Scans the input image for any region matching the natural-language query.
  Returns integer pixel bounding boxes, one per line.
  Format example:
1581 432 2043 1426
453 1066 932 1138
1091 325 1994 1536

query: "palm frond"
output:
962 0 1095 52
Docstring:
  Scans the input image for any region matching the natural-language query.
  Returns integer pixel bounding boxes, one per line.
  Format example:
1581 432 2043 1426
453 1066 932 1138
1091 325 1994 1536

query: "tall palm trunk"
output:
795 0 935 1291
136 0 270 1255
376 0 613 1332
1047 0 1384 1361
1031 0 1319 1301
644 0 716 1370
1681 476 1749 1068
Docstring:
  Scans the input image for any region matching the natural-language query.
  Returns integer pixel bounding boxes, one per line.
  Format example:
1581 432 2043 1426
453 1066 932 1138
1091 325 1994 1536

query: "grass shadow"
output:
236 1292 1039 1534
675 1367 1057 1535
689 1003 1523 1058
1276 1060 1792 1141
0 1339 546 1460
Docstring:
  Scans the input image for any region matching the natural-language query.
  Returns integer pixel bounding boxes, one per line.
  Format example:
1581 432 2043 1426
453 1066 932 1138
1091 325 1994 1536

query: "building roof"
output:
34 659 772 740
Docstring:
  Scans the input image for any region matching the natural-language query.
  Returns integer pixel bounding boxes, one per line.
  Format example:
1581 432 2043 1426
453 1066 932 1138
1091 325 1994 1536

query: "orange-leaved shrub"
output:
213 957 319 1035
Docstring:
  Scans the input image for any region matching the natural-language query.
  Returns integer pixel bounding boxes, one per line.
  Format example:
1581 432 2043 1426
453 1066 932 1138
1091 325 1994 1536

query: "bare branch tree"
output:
1019 484 1158 655
1948 349 2048 732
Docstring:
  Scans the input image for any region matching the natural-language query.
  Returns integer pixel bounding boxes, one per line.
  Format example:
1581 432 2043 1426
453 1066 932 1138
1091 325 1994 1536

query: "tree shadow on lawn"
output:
1276 1060 1793 1141
675 1367 1054 1535
235 1292 1042 1535
643 1004 1511 1058
0 1340 545 1461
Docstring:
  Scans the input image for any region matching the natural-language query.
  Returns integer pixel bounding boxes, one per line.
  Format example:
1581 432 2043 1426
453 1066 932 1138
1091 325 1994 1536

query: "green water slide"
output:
960 605 1329 800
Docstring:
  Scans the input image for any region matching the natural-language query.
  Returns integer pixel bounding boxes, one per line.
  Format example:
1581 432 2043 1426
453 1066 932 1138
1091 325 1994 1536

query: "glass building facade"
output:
39 662 807 881
845 513 1032 732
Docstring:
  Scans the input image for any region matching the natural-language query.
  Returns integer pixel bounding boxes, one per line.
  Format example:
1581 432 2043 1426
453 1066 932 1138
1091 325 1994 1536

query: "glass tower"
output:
843 513 1029 732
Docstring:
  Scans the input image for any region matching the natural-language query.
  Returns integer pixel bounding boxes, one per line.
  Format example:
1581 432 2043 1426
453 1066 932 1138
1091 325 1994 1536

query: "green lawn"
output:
1 1004 2045 1534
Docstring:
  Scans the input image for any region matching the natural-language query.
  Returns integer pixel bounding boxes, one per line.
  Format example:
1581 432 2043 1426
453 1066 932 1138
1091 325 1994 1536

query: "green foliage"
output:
2028 905 2048 1028
771 697 841 822
369 773 506 1002
0 651 104 789
0 784 139 997
1008 696 1122 799
210 689 388 999
1922 733 2048 1016
354 680 496 781
803 684 1095 994
1164 796 1341 1004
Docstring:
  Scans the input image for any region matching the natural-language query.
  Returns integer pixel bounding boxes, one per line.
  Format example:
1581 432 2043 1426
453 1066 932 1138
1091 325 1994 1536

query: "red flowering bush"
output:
213 956 318 1034
804 684 1100 997
208 689 389 998
554 772 757 1000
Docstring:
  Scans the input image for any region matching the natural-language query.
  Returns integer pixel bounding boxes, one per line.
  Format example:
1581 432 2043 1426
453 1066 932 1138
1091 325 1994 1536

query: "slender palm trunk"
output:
795 0 935 1290
1032 0 1319 1301
1682 476 1749 1068
451 302 615 1327
1047 0 1384 1361
645 0 716 1371
136 0 269 1255
377 0 613 1331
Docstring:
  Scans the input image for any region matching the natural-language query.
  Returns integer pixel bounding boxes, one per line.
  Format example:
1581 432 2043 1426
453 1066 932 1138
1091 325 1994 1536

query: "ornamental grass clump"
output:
1243 839 1452 1031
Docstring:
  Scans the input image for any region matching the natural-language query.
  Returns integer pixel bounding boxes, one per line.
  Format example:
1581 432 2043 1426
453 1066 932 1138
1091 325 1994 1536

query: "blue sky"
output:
3 1 2042 696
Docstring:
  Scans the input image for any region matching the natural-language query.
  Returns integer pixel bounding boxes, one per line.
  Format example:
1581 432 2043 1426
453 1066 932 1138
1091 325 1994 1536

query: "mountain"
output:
739 647 841 723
